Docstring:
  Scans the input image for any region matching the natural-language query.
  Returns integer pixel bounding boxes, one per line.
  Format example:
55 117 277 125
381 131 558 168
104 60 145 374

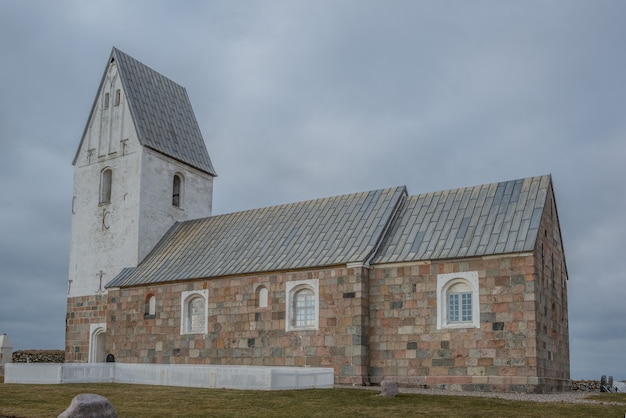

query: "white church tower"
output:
66 48 216 362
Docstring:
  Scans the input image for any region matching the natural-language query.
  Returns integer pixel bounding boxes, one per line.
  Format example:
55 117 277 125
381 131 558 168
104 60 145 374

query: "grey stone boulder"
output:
380 380 399 397
58 393 118 418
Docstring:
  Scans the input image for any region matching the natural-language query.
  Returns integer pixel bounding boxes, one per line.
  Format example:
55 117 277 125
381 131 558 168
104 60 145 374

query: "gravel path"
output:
336 385 609 404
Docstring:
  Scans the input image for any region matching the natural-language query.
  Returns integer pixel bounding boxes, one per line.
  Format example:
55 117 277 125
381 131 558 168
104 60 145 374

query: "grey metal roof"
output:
372 175 551 263
106 186 406 287
73 48 216 176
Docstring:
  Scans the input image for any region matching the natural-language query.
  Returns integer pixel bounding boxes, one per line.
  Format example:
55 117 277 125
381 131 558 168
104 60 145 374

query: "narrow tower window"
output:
100 168 112 204
172 173 183 207
104 93 109 109
115 89 121 106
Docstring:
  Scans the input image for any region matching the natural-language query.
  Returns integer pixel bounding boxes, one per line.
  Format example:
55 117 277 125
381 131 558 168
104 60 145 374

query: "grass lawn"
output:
1 377 625 418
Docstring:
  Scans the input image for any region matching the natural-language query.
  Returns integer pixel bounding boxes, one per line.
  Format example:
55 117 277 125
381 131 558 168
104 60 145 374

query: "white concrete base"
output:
4 363 334 390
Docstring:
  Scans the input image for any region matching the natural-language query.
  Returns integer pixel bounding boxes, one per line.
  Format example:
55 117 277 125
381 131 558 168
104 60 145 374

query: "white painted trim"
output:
346 262 370 269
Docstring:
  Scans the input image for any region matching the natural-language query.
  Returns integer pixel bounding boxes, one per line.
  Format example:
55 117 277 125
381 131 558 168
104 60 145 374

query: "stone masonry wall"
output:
65 294 108 362
532 186 570 388
368 254 545 393
12 350 65 363
106 266 369 385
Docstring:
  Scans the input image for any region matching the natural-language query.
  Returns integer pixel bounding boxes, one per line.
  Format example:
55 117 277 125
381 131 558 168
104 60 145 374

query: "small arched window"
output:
172 173 183 207
180 290 208 335
100 168 112 204
114 89 121 106
144 295 156 319
257 286 268 308
104 93 110 109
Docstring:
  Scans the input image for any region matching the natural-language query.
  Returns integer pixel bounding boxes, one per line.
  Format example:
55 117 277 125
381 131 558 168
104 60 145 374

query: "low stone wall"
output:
12 350 65 363
572 380 601 391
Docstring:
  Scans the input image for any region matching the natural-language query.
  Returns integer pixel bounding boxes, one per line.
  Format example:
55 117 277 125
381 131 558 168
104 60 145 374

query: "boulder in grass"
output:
58 393 118 418
380 380 399 397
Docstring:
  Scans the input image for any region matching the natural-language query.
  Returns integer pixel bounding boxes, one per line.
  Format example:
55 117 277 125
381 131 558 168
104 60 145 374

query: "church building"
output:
65 48 570 393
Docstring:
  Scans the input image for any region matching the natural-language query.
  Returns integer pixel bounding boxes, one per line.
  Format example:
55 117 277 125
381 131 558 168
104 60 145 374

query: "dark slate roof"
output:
106 186 406 287
372 175 551 263
74 48 216 176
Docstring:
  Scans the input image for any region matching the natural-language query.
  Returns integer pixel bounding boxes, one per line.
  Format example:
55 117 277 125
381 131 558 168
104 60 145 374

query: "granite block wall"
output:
368 256 544 392
105 266 370 384
65 294 108 363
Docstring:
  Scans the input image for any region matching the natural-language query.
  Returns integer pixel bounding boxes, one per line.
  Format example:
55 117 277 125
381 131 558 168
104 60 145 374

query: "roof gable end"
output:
73 47 216 176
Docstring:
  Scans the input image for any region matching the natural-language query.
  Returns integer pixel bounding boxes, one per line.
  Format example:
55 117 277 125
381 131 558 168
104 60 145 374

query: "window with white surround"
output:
437 271 480 329
99 168 112 204
181 289 208 335
285 279 319 331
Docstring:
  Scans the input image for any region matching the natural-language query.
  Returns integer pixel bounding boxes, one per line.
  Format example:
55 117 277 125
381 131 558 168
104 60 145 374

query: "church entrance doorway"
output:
88 323 106 363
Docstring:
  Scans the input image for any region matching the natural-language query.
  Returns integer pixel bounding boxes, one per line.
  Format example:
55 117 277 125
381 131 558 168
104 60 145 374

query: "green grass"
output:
1 377 625 418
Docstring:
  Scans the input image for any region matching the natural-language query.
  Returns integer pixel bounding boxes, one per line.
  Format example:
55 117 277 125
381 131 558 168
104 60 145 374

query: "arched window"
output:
293 289 315 327
104 92 110 109
447 282 472 323
187 298 204 332
172 173 184 207
437 271 480 330
285 279 319 331
100 168 112 204
257 286 268 308
144 295 156 319
180 290 208 335
114 89 121 106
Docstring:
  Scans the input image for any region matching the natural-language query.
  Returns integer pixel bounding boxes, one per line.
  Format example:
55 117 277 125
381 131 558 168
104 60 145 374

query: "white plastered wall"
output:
68 61 214 298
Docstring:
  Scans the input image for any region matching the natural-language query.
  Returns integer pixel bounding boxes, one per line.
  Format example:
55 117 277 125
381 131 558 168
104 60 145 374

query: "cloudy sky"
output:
1 1 624 380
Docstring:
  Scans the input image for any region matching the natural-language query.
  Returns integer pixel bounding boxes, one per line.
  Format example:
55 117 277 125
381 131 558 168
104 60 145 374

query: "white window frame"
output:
180 289 208 335
437 271 480 330
285 279 319 332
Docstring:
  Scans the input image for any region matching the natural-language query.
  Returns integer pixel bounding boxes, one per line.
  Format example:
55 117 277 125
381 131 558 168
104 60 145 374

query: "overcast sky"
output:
1 0 624 380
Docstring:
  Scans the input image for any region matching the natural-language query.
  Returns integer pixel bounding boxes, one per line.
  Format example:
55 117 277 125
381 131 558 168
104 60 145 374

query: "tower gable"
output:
73 48 217 176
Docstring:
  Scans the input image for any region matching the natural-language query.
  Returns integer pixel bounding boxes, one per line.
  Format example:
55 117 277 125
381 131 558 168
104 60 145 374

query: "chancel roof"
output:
373 175 552 263
106 186 407 287
73 48 216 176
107 174 552 288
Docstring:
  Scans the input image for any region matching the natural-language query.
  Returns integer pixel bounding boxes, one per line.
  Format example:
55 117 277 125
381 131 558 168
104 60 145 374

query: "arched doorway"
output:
89 323 107 363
